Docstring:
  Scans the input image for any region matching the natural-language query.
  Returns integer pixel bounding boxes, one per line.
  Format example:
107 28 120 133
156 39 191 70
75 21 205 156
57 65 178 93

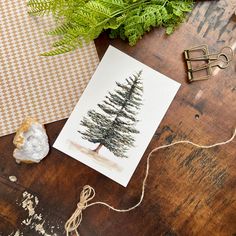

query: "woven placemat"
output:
0 1 99 137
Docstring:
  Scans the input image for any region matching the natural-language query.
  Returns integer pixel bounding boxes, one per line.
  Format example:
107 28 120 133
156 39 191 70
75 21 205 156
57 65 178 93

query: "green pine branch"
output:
27 0 194 56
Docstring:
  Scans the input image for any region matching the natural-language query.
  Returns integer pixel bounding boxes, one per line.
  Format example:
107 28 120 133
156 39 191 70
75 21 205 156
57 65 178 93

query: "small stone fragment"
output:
9 175 17 182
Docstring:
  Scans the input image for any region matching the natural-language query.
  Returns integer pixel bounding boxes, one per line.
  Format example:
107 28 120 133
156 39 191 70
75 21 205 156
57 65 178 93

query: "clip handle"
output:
188 64 211 72
188 53 231 72
186 53 218 61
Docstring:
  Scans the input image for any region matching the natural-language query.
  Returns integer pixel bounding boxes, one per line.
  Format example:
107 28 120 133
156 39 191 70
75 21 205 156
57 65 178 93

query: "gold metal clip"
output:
184 45 234 82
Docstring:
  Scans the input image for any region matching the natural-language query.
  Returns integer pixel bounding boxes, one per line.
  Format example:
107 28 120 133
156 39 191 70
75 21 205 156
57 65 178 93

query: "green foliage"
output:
28 0 194 55
79 70 143 158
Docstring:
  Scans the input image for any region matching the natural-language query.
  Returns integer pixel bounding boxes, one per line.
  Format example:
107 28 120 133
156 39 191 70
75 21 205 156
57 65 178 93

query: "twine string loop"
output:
65 185 95 236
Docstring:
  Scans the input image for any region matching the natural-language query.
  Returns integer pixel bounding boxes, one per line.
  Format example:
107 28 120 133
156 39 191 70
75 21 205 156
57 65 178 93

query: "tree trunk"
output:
93 143 103 153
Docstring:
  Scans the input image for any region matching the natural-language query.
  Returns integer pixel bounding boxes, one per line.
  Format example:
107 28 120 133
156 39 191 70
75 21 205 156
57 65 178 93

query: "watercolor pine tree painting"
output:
79 70 143 158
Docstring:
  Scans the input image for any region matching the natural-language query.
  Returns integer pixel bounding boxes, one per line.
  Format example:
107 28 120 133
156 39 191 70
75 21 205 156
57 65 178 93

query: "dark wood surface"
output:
0 1 235 236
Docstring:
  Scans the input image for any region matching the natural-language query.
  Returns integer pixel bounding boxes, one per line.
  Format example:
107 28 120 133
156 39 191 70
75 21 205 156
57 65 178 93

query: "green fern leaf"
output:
86 1 112 17
103 18 119 29
28 0 56 15
100 0 126 9
28 0 194 55
47 22 73 35
41 44 77 56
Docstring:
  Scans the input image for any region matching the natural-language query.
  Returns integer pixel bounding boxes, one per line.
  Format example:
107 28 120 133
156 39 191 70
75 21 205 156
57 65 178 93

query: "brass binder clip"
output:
184 45 234 82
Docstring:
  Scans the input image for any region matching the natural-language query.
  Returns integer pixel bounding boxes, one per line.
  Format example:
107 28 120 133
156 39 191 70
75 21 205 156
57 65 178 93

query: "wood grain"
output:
0 0 235 235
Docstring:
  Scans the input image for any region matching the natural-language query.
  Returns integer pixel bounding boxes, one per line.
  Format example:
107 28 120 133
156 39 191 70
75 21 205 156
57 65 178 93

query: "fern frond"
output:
99 0 127 10
112 0 193 46
41 44 77 56
104 17 122 29
47 22 74 35
52 28 85 47
28 0 194 55
140 5 166 31
27 0 56 15
86 1 112 18
74 10 99 26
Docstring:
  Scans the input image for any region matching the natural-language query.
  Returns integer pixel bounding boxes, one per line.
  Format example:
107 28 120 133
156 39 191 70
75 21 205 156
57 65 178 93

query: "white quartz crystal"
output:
13 118 49 163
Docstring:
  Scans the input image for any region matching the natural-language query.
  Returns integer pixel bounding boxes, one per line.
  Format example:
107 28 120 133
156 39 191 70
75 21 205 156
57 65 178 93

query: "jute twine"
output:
65 128 236 236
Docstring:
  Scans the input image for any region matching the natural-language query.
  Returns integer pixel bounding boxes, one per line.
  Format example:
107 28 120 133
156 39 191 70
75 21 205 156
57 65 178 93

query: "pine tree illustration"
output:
79 70 143 158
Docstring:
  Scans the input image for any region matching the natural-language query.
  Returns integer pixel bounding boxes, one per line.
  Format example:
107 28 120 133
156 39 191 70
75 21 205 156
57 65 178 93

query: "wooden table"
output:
0 1 235 235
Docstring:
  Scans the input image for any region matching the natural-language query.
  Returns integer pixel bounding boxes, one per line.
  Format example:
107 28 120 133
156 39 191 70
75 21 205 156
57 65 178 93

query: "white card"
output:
53 46 180 187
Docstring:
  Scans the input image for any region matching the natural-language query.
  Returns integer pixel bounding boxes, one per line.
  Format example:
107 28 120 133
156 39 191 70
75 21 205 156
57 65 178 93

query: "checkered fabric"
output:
0 1 99 137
